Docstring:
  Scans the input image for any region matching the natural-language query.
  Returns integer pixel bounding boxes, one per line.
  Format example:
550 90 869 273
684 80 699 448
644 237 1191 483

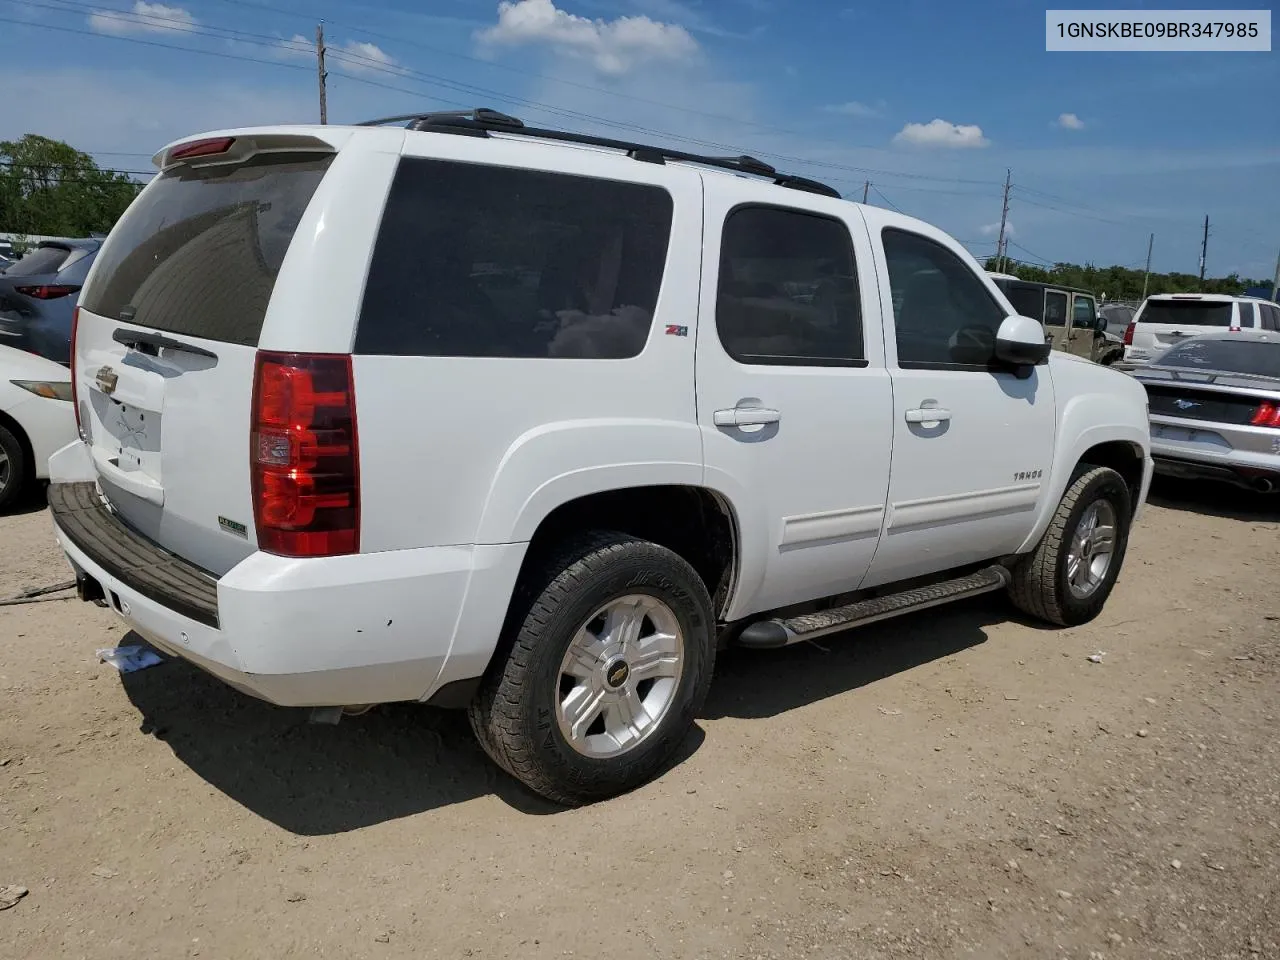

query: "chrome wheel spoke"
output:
600 596 651 650
561 685 607 741
563 631 608 680
629 633 681 681
609 689 646 742
1091 524 1115 555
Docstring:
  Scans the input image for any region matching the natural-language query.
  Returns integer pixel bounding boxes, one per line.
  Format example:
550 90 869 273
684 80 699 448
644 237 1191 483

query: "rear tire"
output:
0 424 28 513
468 531 715 806
1009 465 1132 626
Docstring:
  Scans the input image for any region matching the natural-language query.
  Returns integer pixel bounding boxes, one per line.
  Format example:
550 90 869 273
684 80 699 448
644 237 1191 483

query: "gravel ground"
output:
1 478 1277 960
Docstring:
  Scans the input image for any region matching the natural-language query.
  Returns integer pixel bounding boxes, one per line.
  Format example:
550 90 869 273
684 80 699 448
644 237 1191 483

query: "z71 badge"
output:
1013 469 1043 482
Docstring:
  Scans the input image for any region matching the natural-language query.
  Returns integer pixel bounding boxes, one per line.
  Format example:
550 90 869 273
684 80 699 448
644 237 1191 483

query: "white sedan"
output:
0 345 77 510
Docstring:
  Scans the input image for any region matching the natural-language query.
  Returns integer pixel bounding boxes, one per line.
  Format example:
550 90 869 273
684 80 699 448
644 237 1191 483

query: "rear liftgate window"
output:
1139 301 1234 327
355 158 674 359
81 152 334 346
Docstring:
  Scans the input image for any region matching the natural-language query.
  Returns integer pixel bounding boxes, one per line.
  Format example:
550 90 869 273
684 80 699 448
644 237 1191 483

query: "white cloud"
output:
824 100 885 119
980 221 1015 237
893 118 989 149
88 1 196 36
274 35 398 76
475 0 699 75
1056 112 1085 130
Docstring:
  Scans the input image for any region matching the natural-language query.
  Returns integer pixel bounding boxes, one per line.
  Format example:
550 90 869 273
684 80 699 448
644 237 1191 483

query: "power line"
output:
1007 239 1053 266
870 185 905 214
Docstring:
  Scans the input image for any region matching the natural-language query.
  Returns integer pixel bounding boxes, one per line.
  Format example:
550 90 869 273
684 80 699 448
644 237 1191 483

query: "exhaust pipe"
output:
1252 477 1276 494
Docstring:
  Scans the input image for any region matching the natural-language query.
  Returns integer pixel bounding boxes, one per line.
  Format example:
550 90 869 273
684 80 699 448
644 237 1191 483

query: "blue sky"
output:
1 0 1277 280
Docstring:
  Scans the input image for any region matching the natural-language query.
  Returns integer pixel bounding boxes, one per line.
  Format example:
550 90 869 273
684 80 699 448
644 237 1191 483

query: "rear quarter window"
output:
81 152 334 346
355 158 674 359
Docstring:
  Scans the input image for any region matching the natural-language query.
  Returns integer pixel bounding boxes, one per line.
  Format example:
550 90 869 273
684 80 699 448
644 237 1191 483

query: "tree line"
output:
983 256 1269 302
0 134 142 239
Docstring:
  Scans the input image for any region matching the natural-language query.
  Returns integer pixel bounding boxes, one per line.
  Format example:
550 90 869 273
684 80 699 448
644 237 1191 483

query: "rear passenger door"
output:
696 192 892 619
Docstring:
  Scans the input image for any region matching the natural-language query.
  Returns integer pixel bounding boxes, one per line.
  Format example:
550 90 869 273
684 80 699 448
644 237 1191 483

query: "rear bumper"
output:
1151 454 1279 491
49 479 525 707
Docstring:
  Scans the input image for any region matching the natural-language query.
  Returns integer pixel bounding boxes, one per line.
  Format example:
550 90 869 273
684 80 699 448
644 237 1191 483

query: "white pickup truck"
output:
47 110 1153 805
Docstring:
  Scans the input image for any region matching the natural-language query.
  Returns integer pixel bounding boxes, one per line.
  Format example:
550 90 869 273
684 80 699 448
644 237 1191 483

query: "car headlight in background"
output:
11 380 73 402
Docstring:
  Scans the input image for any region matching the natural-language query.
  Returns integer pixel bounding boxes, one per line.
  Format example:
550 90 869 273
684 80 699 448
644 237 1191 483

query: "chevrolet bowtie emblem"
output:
95 365 119 395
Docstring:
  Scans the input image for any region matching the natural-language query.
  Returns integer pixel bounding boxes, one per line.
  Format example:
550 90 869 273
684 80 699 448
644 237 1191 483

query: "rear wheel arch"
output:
511 484 739 620
471 484 739 693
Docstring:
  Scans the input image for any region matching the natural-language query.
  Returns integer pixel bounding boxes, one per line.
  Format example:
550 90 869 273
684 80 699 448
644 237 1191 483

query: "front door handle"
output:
714 406 781 427
905 407 951 424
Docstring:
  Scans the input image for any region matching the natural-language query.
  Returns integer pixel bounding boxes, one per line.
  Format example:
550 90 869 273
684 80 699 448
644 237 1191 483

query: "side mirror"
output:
995 314 1052 370
1098 315 1108 332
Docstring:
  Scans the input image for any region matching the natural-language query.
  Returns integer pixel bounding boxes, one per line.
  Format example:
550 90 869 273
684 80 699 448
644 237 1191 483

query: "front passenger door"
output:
863 222 1057 588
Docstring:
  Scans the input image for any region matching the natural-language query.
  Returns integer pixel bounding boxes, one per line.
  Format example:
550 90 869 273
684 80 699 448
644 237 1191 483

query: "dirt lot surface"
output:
2 480 1278 960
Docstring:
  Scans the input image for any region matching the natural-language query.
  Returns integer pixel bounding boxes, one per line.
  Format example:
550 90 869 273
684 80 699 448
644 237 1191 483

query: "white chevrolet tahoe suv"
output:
48 110 1153 805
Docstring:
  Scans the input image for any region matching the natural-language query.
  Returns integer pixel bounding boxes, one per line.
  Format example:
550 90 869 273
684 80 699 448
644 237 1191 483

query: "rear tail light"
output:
251 352 359 557
70 306 83 438
1250 401 1280 429
14 284 80 300
1123 321 1136 346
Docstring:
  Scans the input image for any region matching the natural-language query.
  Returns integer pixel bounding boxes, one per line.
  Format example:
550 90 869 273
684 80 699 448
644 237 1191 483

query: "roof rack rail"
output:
356 107 841 199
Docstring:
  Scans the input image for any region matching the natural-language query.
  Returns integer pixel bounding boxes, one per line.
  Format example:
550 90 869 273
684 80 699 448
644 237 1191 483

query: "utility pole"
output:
995 168 1012 273
1141 233 1154 301
316 22 328 125
1198 214 1209 284
1271 247 1279 302
862 180 870 204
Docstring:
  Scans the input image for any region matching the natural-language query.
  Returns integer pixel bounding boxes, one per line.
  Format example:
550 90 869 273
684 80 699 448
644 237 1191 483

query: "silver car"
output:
1131 329 1280 493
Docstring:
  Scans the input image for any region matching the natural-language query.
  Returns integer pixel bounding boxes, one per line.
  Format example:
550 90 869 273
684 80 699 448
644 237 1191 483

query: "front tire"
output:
1009 465 1132 626
469 532 715 806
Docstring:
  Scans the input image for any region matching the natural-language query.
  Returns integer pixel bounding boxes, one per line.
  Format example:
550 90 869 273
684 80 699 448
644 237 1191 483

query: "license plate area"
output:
85 361 167 488
1151 423 1230 450
102 401 163 480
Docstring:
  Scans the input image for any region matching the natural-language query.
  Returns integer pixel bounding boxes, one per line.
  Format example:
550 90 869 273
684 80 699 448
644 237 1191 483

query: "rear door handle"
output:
714 406 781 427
905 407 951 424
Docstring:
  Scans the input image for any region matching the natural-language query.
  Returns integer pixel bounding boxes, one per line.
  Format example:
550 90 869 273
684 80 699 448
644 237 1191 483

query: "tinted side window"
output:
882 229 1006 368
1237 302 1256 327
1044 291 1068 327
1002 284 1045 322
356 158 673 359
715 206 863 366
1072 295 1097 329
1266 305 1280 331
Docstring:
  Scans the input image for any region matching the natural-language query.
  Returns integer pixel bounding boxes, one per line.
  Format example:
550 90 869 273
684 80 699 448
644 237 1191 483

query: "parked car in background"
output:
0 344 77 510
988 273 1123 365
1130 330 1280 493
1098 303 1135 344
1122 293 1279 366
0 239 101 364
